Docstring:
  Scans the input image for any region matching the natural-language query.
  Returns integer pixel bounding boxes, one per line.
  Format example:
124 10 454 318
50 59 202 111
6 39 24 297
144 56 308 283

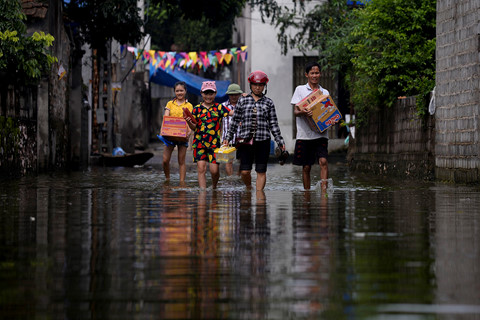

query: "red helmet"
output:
248 70 269 84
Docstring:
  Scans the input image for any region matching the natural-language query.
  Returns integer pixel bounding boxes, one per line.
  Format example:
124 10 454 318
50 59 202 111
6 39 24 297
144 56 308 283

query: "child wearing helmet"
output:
184 81 233 189
224 70 285 191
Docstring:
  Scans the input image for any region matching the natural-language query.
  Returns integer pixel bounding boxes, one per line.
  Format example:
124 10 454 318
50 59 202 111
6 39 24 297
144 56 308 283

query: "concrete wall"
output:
349 97 435 180
435 0 480 183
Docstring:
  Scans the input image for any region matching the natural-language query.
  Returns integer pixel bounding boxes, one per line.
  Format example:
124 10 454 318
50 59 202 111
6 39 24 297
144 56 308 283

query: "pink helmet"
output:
248 70 269 84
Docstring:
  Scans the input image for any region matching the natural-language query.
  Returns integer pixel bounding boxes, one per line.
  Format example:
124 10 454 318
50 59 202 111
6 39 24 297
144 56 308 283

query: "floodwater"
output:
1 148 480 320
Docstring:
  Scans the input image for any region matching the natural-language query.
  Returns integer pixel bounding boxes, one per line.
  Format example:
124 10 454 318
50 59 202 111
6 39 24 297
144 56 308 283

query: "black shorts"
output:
293 138 328 166
237 139 271 173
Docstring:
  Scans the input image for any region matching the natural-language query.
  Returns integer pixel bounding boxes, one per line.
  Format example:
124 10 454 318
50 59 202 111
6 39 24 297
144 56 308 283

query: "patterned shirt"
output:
165 99 193 117
192 102 230 150
226 94 285 147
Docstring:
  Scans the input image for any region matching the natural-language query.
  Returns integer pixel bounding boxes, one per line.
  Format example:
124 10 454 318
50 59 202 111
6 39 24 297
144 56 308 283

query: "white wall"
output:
235 2 324 151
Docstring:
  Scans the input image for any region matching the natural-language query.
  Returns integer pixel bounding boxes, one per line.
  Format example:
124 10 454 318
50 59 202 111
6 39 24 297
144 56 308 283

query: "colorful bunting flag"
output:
223 53 233 65
125 45 248 72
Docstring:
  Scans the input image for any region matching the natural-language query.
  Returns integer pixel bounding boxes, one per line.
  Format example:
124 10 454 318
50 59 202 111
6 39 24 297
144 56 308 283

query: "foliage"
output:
146 0 246 51
342 0 436 126
64 0 144 54
252 0 436 127
0 0 57 85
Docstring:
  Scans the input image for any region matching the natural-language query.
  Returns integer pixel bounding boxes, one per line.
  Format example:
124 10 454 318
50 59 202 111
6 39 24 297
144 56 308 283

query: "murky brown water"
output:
1 154 480 319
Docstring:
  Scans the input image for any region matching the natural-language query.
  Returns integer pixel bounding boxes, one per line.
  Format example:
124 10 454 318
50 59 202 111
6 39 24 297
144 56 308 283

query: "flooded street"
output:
1 145 480 319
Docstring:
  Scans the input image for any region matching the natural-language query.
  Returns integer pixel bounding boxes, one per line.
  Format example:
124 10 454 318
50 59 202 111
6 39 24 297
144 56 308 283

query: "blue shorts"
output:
157 135 188 148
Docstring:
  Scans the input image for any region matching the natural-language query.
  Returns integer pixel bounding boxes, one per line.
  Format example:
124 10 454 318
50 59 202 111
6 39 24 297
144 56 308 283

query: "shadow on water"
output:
1 157 480 319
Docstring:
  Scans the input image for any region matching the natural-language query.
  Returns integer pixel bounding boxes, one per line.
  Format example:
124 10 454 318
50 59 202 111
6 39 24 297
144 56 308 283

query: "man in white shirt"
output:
290 62 329 191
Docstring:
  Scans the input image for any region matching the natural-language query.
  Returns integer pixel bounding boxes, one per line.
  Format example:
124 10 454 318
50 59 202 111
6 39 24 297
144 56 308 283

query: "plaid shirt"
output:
226 94 285 147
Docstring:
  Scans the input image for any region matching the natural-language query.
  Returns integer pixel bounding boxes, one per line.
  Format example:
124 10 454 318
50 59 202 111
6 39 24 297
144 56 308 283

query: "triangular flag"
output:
199 51 209 67
188 52 198 64
215 52 223 64
223 53 233 64
241 45 248 52
208 52 216 65
143 50 150 60
240 51 247 62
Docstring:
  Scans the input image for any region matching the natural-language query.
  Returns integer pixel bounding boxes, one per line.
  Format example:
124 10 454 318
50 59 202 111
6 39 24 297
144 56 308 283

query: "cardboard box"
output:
295 91 342 133
160 116 188 142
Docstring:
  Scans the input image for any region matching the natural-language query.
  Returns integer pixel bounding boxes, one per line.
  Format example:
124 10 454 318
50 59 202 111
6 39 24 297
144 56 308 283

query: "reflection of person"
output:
221 83 243 176
161 81 193 182
291 62 329 191
185 81 233 189
224 70 285 191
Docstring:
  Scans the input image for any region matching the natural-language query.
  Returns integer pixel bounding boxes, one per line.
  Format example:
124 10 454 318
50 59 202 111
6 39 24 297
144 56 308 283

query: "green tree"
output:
146 0 246 51
63 0 144 55
251 0 436 126
346 0 436 125
0 0 57 85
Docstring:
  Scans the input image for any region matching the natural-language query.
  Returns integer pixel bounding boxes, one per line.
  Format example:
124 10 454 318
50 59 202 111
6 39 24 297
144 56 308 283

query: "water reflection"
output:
0 161 479 319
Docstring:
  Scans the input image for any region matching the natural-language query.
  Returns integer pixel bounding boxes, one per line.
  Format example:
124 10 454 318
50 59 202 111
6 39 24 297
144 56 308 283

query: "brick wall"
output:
349 97 435 180
435 0 480 183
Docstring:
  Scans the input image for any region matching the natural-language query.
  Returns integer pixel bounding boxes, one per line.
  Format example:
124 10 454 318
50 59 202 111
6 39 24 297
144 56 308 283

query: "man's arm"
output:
294 104 312 117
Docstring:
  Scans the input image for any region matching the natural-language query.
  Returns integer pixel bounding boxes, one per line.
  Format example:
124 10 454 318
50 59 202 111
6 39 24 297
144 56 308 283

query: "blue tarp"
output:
149 66 230 102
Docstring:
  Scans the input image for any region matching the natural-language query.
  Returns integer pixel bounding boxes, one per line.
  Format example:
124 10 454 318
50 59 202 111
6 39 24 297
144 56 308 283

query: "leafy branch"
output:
0 0 57 85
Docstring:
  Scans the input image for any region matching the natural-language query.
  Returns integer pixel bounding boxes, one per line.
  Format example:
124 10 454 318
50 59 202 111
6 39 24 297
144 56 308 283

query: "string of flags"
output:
121 45 248 72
